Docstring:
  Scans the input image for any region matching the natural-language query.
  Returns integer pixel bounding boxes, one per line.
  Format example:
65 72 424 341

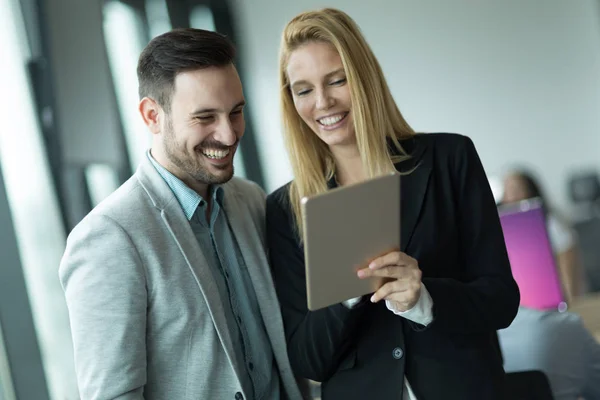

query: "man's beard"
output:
163 118 235 185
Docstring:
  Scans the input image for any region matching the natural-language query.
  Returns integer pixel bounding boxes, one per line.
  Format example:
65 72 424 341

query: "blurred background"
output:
1 0 600 399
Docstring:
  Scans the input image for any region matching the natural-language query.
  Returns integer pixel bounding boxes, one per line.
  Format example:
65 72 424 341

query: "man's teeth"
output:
202 149 230 159
318 114 345 126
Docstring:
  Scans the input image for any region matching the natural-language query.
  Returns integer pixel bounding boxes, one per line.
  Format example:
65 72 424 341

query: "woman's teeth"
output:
318 113 346 126
202 149 230 159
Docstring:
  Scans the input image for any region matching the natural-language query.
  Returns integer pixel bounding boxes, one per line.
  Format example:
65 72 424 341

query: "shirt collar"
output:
147 150 223 220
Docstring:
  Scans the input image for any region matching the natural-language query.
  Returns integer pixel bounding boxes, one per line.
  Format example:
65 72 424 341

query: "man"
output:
59 28 303 400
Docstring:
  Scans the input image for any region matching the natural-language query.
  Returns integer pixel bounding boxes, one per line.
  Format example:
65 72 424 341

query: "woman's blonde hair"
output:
279 8 415 237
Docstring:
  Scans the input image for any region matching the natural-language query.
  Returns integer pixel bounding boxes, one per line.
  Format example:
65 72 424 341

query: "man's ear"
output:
139 97 162 135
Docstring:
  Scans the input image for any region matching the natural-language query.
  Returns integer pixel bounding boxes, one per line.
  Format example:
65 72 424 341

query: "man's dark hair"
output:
137 28 236 112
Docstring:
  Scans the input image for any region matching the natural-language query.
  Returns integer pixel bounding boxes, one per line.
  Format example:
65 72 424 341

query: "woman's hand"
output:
357 251 422 312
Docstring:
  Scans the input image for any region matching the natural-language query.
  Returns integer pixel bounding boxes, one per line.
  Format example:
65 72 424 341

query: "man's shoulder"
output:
71 175 152 234
225 176 266 199
223 177 268 223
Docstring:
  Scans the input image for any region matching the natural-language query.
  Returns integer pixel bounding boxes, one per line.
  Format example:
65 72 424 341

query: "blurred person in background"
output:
266 7 519 400
59 28 303 400
498 292 600 399
502 169 586 301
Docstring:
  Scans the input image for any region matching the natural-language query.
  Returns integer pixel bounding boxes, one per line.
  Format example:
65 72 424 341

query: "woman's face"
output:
502 174 531 203
286 41 355 150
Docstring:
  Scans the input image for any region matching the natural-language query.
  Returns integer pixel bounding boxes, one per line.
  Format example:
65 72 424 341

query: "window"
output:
103 1 151 172
190 5 215 31
0 0 76 398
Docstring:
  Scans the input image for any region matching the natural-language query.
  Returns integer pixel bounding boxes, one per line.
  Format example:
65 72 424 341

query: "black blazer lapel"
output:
396 136 432 252
326 135 433 252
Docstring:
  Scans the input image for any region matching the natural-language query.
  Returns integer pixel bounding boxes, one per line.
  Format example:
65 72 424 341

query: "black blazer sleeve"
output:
266 191 366 382
423 136 520 334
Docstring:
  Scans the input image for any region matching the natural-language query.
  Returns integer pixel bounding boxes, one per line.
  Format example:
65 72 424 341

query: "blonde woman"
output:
265 8 520 400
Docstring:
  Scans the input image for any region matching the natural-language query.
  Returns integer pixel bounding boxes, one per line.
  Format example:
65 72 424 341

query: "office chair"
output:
505 370 554 400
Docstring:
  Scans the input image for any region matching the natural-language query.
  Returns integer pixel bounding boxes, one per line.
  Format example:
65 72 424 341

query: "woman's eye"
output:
330 78 347 86
296 88 312 96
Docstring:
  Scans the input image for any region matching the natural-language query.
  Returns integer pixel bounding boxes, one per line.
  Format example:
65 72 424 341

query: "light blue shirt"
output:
148 151 280 400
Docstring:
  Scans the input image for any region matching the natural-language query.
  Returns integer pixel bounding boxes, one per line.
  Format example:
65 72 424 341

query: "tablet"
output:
301 172 401 311
498 198 567 312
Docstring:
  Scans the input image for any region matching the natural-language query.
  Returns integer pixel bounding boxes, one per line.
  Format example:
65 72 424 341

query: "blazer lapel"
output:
397 136 432 252
325 136 433 253
222 188 290 367
161 209 238 352
135 157 239 373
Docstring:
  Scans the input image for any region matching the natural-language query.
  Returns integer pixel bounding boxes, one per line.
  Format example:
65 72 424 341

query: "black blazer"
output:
266 133 520 400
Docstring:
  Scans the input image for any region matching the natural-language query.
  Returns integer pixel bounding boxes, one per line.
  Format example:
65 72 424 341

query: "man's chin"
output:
211 175 234 185
205 167 235 185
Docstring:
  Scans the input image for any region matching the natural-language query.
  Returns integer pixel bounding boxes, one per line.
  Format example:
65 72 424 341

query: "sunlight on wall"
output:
145 0 171 38
103 0 150 172
0 322 15 400
0 0 77 398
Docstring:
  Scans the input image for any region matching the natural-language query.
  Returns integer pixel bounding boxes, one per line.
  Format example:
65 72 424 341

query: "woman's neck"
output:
331 145 367 186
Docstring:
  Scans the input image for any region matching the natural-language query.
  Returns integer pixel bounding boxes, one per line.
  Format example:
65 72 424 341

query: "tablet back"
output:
302 173 401 311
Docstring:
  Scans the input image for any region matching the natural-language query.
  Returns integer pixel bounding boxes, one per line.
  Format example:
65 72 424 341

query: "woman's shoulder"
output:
546 213 576 253
410 132 467 143
397 132 478 172
266 181 293 211
416 132 475 152
400 132 474 158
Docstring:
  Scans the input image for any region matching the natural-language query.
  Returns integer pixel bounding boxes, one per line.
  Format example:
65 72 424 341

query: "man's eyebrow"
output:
189 101 246 116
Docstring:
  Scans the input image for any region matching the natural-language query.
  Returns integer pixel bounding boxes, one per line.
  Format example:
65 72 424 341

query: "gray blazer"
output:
59 156 304 400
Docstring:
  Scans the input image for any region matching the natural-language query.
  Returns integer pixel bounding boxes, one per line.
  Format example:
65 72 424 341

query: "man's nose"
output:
213 119 237 146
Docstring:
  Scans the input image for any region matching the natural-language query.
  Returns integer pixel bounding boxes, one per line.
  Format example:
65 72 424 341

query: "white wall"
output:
232 0 600 214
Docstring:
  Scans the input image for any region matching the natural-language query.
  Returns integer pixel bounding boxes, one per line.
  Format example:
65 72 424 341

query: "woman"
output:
502 169 584 301
266 8 520 400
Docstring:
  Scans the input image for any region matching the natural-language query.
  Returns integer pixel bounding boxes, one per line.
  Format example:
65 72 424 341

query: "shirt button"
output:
392 347 403 359
234 392 244 400
248 362 254 371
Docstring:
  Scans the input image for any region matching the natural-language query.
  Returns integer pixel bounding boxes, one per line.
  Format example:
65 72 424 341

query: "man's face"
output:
159 64 245 186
